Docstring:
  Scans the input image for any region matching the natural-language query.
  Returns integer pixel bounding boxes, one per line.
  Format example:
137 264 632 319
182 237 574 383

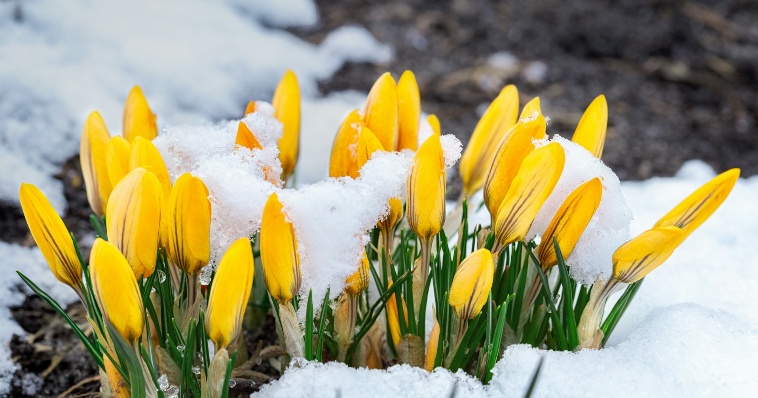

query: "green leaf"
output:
305 290 314 360
108 324 145 398
17 272 104 370
529 251 568 351
553 238 579 350
316 288 331 362
601 279 644 346
523 357 544 398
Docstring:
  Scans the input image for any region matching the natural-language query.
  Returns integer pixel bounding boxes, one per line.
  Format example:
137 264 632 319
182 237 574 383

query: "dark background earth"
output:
4 0 758 395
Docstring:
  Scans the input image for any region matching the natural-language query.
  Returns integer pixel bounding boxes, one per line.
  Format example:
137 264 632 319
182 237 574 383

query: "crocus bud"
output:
459 85 519 197
205 237 255 349
612 226 685 284
424 316 440 372
123 85 157 142
654 168 740 238
235 121 263 151
427 114 441 137
571 95 608 158
356 125 384 173
329 110 363 178
273 70 301 182
407 134 446 241
80 111 112 215
106 136 132 188
260 193 301 304
107 168 163 278
396 70 420 151
166 173 211 275
378 197 403 236
19 183 82 290
386 289 407 347
129 136 171 200
482 116 542 222
363 72 398 151
493 142 564 251
449 248 494 320
245 100 256 116
345 251 370 295
90 238 144 342
537 178 603 268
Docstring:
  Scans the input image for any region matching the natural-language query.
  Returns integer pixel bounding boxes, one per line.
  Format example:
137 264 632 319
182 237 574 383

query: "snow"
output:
527 136 633 285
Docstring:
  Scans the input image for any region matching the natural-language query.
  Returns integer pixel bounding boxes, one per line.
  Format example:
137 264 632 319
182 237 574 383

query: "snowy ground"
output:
2 0 757 396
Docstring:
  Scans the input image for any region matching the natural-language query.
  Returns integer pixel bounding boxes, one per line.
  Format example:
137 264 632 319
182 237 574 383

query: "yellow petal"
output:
235 121 263 151
356 125 384 174
123 85 157 142
571 95 608 158
129 136 171 200
167 173 211 275
407 134 446 241
519 97 546 139
654 168 740 238
80 111 112 215
378 197 403 234
329 110 363 178
612 226 685 284
273 70 301 182
260 193 301 304
90 238 144 342
205 237 255 348
345 251 370 295
106 136 132 189
427 114 441 137
363 72 398 151
537 178 603 268
386 285 407 347
448 248 494 320
396 70 420 151
424 316 440 372
459 85 519 197
494 142 565 249
245 100 257 116
482 117 543 221
19 183 82 289
107 168 163 278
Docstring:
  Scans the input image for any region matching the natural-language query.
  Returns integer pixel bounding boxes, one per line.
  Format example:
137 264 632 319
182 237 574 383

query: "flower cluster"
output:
17 70 739 395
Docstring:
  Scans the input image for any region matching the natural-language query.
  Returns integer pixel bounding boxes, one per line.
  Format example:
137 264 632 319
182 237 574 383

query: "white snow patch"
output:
528 136 632 284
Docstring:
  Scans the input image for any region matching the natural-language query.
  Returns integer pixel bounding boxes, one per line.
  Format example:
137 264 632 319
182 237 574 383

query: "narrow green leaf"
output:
305 290 314 360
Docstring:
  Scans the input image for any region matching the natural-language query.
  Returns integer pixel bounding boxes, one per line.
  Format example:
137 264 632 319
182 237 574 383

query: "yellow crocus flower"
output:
356 125 384 173
386 288 407 347
329 110 363 179
427 114 441 137
612 226 685 284
407 133 446 241
106 168 163 279
363 72 398 151
19 183 82 290
80 111 112 216
245 100 256 116
424 316 440 372
396 70 420 151
459 85 519 197
654 168 740 238
260 193 301 304
122 85 157 142
272 70 301 182
106 136 131 189
345 251 370 296
129 136 172 201
90 238 144 342
235 121 263 151
205 237 254 349
448 248 494 320
378 197 403 236
493 142 565 252
537 178 603 268
166 173 211 276
482 116 543 223
571 95 608 158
